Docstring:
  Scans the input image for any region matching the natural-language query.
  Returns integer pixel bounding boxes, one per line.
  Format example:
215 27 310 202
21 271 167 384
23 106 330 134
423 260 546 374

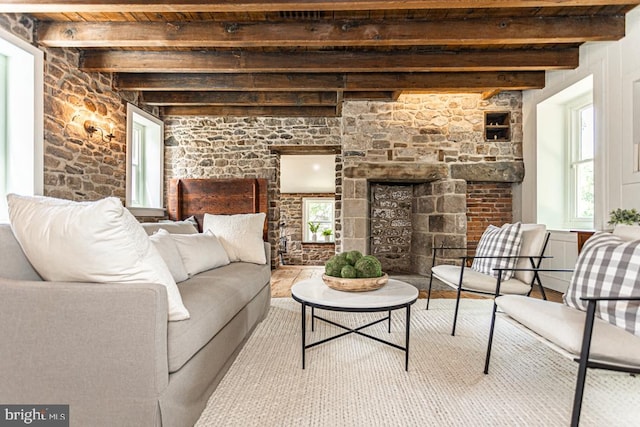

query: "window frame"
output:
566 94 594 229
302 197 335 243
0 27 44 223
125 103 164 217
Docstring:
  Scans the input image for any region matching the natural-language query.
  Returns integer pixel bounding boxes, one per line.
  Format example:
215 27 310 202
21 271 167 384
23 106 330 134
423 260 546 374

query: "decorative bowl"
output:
322 273 389 292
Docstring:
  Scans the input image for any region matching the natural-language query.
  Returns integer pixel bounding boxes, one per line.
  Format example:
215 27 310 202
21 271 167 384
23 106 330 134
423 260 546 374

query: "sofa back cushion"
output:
471 222 523 281
564 232 640 337
7 194 190 321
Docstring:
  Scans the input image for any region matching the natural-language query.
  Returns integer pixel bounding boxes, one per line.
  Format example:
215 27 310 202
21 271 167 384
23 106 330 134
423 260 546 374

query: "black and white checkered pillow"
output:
564 232 640 337
471 222 523 281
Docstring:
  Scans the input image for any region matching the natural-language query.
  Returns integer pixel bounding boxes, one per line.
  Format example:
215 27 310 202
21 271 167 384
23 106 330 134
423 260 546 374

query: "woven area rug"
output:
196 298 639 426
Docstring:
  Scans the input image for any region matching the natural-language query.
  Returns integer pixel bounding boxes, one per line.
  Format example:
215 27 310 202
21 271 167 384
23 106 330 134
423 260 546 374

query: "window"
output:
537 75 594 230
0 28 44 223
126 104 164 217
568 99 594 225
303 198 334 242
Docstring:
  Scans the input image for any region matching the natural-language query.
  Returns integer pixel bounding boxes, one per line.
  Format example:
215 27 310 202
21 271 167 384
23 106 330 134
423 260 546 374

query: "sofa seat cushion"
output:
432 264 530 295
167 262 271 373
497 295 640 368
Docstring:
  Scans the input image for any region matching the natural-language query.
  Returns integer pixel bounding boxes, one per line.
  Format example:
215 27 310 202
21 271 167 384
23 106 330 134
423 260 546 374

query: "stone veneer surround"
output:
338 93 523 273
343 169 469 275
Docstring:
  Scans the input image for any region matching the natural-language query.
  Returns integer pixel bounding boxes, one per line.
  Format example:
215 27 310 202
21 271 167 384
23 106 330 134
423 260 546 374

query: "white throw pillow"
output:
203 213 266 264
171 230 231 276
7 194 190 321
149 229 190 283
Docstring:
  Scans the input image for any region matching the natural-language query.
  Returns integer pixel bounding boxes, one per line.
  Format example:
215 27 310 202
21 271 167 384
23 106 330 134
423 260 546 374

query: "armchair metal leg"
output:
484 270 503 374
451 285 462 336
571 300 597 427
451 265 466 336
426 246 439 311
426 273 434 311
537 274 548 301
484 300 499 374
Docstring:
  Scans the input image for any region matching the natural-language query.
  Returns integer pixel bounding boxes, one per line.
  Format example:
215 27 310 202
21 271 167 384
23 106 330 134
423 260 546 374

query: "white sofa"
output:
0 221 271 426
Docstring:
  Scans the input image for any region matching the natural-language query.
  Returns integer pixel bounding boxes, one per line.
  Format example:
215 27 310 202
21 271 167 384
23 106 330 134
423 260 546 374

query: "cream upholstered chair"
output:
426 223 550 336
484 224 640 427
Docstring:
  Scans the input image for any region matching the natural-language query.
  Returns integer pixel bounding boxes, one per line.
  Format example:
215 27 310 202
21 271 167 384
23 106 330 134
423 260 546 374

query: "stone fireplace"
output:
370 183 415 273
341 161 523 286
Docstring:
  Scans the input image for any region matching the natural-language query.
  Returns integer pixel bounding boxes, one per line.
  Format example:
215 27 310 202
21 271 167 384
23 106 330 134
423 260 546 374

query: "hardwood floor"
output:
271 265 563 302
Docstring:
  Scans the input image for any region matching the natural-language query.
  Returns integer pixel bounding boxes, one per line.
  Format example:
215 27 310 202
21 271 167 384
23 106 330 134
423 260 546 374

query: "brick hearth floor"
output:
270 266 562 302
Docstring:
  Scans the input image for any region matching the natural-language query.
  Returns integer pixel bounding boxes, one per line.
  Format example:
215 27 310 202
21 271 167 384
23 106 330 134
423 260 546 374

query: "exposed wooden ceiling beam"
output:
81 48 579 73
160 105 338 117
3 0 638 13
343 91 397 101
38 15 625 48
116 71 545 92
142 91 338 106
481 89 502 100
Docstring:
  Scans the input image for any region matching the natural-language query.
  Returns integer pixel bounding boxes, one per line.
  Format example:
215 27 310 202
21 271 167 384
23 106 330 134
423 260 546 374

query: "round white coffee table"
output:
291 278 418 371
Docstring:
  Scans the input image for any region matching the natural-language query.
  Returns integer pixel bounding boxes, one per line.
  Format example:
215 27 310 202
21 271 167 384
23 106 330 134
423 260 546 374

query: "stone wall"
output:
163 116 342 265
341 92 522 166
1 14 130 202
280 192 335 265
43 47 128 201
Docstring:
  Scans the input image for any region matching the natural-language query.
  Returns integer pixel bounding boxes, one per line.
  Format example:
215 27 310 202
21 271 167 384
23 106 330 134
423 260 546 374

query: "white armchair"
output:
427 223 550 336
484 225 640 427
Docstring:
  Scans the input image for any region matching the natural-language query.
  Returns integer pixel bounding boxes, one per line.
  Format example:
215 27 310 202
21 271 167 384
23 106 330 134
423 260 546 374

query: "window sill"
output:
127 207 166 218
303 241 335 245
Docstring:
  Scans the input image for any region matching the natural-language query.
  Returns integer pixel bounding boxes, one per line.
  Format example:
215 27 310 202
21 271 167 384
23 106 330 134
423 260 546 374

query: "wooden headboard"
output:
167 178 269 240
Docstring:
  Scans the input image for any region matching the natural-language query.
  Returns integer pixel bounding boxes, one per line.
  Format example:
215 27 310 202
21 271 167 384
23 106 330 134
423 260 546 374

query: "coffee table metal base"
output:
296 301 412 371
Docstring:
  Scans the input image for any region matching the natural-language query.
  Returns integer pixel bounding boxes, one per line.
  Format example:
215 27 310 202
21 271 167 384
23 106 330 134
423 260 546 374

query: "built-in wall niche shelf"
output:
484 111 511 142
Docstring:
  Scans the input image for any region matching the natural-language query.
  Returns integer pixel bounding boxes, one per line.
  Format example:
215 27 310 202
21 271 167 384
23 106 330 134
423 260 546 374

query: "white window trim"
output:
565 94 594 229
125 103 164 217
0 27 43 223
302 197 335 243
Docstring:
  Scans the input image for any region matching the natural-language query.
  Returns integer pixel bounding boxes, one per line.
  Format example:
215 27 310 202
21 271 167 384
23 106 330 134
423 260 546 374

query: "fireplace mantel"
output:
343 162 448 182
344 161 524 183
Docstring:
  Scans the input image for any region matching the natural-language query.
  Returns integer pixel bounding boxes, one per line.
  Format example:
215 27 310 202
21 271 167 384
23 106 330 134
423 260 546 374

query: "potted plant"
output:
322 228 333 242
308 221 320 241
608 208 640 226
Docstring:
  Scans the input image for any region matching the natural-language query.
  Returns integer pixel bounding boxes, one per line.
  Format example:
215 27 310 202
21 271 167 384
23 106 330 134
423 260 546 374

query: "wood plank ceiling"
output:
3 1 640 117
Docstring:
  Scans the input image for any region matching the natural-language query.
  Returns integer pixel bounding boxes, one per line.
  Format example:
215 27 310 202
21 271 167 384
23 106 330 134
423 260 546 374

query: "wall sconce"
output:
84 119 115 143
